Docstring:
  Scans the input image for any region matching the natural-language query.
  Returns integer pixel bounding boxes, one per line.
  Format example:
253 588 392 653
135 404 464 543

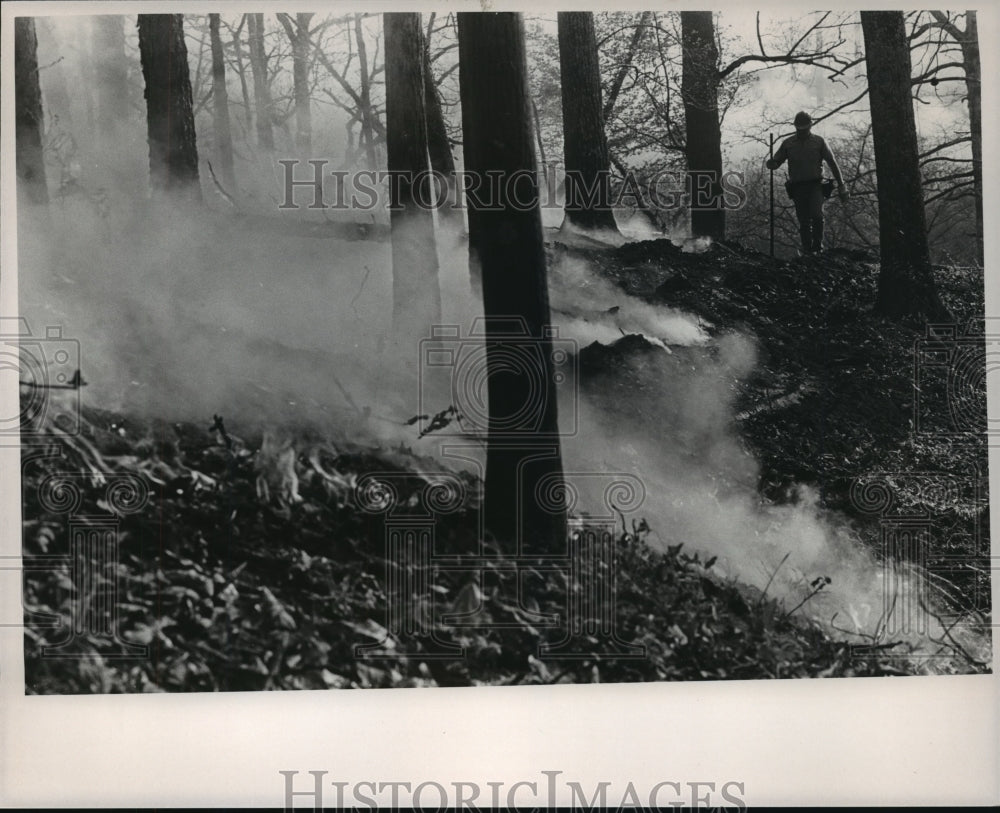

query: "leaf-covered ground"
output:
21 239 990 692
580 239 989 617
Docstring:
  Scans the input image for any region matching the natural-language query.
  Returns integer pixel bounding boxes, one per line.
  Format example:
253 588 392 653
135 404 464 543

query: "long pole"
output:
769 132 775 258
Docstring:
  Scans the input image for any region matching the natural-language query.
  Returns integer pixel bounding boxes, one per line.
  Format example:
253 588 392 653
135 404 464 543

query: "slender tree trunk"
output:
681 11 726 242
458 11 567 554
962 11 983 266
78 18 97 134
603 11 651 122
230 18 254 136
276 12 314 157
422 30 459 221
861 11 945 320
137 14 201 199
557 12 618 232
355 14 378 169
93 15 130 135
15 17 49 206
530 97 547 166
247 13 274 151
929 10 982 265
384 13 441 352
292 13 314 156
814 29 828 104
209 14 236 192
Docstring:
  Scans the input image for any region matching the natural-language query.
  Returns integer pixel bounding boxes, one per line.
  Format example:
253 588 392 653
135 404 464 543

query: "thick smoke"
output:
18 187 989 669
18 200 403 431
16 17 988 673
547 251 988 667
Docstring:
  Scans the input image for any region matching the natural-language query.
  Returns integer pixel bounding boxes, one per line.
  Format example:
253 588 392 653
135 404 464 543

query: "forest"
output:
10 9 991 692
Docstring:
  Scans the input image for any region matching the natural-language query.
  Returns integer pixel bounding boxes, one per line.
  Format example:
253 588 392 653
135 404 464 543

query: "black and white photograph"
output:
1 0 997 807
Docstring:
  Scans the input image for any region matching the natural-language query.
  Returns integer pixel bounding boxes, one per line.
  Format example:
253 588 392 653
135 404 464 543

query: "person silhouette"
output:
767 111 849 254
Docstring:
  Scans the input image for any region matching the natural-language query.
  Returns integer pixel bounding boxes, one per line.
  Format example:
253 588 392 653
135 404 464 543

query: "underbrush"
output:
22 405 923 693
20 239 991 692
581 239 990 619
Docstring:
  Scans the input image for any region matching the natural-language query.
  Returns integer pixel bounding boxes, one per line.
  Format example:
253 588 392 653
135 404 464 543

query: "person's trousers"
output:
790 180 824 253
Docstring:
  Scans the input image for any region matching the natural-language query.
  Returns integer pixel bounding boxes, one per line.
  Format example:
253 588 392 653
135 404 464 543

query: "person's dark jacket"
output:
768 132 844 185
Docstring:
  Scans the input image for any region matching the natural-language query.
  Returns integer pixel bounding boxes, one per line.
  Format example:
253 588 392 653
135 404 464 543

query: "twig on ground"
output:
782 576 830 619
872 591 899 644
330 372 365 419
206 160 237 207
919 595 989 668
757 552 790 606
211 414 233 450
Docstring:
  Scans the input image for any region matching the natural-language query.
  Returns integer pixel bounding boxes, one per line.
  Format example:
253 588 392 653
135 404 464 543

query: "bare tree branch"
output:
603 12 651 121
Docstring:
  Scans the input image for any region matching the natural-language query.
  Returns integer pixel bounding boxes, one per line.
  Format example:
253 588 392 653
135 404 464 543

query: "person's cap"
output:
794 111 812 128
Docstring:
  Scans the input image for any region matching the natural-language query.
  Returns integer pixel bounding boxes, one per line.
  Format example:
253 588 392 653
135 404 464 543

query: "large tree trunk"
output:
383 13 441 352
247 13 274 151
93 15 130 135
15 17 49 206
137 14 201 199
681 11 726 242
422 27 459 222
457 11 567 554
861 11 945 320
557 11 618 233
209 14 236 192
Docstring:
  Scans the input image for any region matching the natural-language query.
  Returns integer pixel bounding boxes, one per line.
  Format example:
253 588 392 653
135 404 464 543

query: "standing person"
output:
767 111 849 254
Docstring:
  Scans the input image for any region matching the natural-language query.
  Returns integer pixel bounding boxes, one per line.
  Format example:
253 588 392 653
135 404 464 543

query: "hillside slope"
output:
21 239 990 692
